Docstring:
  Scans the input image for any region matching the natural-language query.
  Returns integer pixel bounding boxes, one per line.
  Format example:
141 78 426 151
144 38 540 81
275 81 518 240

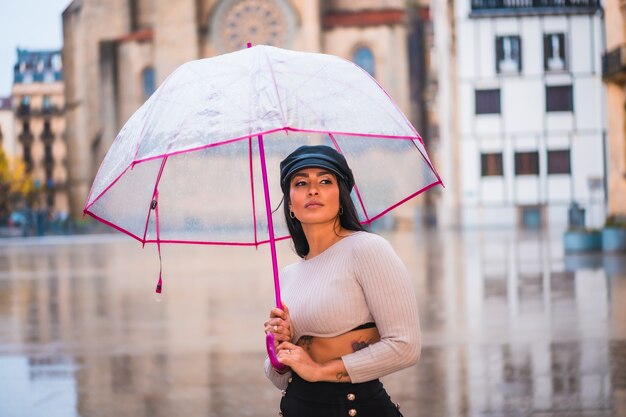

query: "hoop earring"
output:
339 207 344 216
290 210 296 219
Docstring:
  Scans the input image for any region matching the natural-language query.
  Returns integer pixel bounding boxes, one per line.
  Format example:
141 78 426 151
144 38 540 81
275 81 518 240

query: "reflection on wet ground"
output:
0 229 624 417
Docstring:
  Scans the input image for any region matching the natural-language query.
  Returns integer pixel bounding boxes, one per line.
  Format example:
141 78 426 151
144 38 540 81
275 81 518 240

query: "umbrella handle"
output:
266 332 287 372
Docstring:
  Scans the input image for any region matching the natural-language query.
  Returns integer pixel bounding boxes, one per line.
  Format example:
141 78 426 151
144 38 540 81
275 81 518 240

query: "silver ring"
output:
287 349 291 354
274 325 278 331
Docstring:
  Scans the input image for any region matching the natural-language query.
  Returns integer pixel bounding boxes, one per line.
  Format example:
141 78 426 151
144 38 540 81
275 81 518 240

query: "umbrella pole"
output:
257 134 286 371
256 134 282 308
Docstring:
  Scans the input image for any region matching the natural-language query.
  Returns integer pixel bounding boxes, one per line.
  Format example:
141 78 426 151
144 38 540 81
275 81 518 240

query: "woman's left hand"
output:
276 341 321 382
264 303 293 350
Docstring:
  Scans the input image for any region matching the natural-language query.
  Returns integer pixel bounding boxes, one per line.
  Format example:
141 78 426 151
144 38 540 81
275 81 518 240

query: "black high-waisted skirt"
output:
279 373 404 417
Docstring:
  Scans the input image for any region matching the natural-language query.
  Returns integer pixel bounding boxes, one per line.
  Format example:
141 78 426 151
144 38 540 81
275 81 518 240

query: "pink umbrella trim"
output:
127 127 424 168
83 209 293 246
84 128 432 213
248 137 259 247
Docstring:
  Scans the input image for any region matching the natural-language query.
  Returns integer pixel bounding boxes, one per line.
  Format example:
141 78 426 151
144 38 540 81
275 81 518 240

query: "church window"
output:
353 46 376 77
142 67 156 98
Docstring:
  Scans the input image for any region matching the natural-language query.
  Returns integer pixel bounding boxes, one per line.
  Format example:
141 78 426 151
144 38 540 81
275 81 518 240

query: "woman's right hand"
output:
264 302 293 350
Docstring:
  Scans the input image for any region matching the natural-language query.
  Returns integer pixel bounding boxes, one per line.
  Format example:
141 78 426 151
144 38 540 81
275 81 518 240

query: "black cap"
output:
280 145 355 193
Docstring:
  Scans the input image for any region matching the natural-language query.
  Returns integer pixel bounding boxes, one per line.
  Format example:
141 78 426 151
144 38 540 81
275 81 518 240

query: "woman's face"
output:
289 167 341 226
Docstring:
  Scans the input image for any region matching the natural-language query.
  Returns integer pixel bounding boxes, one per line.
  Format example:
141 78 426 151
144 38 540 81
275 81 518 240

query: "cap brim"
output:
282 158 345 186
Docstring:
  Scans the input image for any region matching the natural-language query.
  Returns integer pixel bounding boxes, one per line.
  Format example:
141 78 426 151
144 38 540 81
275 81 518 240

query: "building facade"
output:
602 0 626 218
0 97 15 160
62 0 435 222
435 0 606 229
12 49 69 215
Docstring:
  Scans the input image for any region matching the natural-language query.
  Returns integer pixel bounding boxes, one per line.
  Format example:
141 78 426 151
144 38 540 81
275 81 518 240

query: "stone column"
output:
154 0 199 84
62 0 129 218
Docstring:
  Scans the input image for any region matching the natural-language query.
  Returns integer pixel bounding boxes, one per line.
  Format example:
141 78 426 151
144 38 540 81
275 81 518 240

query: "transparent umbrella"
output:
83 45 443 370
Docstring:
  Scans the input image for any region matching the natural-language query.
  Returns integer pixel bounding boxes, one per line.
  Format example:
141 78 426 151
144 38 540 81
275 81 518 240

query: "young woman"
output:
264 145 420 417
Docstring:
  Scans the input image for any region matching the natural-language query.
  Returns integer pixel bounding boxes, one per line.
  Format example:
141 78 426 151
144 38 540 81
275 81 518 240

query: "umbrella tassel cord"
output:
154 191 163 294
156 253 163 294
146 156 168 294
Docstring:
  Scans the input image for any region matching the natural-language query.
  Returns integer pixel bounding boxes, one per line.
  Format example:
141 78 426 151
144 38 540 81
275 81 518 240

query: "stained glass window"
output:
214 0 295 53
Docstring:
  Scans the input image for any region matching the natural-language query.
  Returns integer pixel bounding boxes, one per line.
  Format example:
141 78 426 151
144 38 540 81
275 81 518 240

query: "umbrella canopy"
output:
84 45 443 371
84 45 442 246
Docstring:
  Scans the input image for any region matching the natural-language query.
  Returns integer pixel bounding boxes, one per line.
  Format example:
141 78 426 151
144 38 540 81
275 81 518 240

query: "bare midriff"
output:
296 327 381 364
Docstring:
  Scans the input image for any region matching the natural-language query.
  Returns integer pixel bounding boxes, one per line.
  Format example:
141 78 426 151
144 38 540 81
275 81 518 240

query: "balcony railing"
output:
15 105 63 118
603 45 626 84
18 131 34 146
470 0 601 16
41 130 55 146
17 104 30 117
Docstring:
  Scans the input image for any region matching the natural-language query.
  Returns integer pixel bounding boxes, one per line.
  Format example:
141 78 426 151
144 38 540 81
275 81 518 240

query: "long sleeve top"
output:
264 231 421 389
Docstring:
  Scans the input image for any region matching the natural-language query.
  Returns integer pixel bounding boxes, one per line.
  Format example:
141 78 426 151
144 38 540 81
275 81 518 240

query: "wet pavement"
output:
0 229 625 417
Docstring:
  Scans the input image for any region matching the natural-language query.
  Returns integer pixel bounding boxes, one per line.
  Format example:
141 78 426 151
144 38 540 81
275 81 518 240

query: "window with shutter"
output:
481 153 504 176
547 150 570 174
515 152 539 175
475 89 501 114
544 33 566 71
546 85 573 112
496 36 522 73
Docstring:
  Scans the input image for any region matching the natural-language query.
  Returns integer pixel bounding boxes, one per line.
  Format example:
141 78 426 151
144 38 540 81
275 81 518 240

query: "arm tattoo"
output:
300 336 313 351
352 340 370 352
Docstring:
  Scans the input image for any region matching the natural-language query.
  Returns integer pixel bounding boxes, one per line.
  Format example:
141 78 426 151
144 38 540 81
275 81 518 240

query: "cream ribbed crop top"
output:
264 231 421 389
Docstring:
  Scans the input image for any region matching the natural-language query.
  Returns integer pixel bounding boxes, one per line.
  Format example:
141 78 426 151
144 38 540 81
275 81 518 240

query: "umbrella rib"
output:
368 180 443 224
83 210 144 242
129 128 418 167
328 133 372 224
261 48 287 126
132 65 187 162
141 235 292 246
248 137 258 246
355 61 422 138
411 138 445 187
279 60 333 101
84 162 132 212
179 64 252 116
133 63 254 161
280 66 412 135
142 156 169 244
240 58 410 136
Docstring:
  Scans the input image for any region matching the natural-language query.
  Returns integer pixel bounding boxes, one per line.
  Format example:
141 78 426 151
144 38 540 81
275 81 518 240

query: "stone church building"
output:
62 0 434 220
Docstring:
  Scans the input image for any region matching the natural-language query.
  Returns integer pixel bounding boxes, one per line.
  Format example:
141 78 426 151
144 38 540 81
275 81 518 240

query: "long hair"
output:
283 176 367 258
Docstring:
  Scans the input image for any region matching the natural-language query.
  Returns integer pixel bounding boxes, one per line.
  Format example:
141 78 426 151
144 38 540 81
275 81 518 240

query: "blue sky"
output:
0 0 72 97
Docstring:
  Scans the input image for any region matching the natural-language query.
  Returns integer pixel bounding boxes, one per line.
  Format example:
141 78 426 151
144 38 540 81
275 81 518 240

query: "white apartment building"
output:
435 0 606 229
